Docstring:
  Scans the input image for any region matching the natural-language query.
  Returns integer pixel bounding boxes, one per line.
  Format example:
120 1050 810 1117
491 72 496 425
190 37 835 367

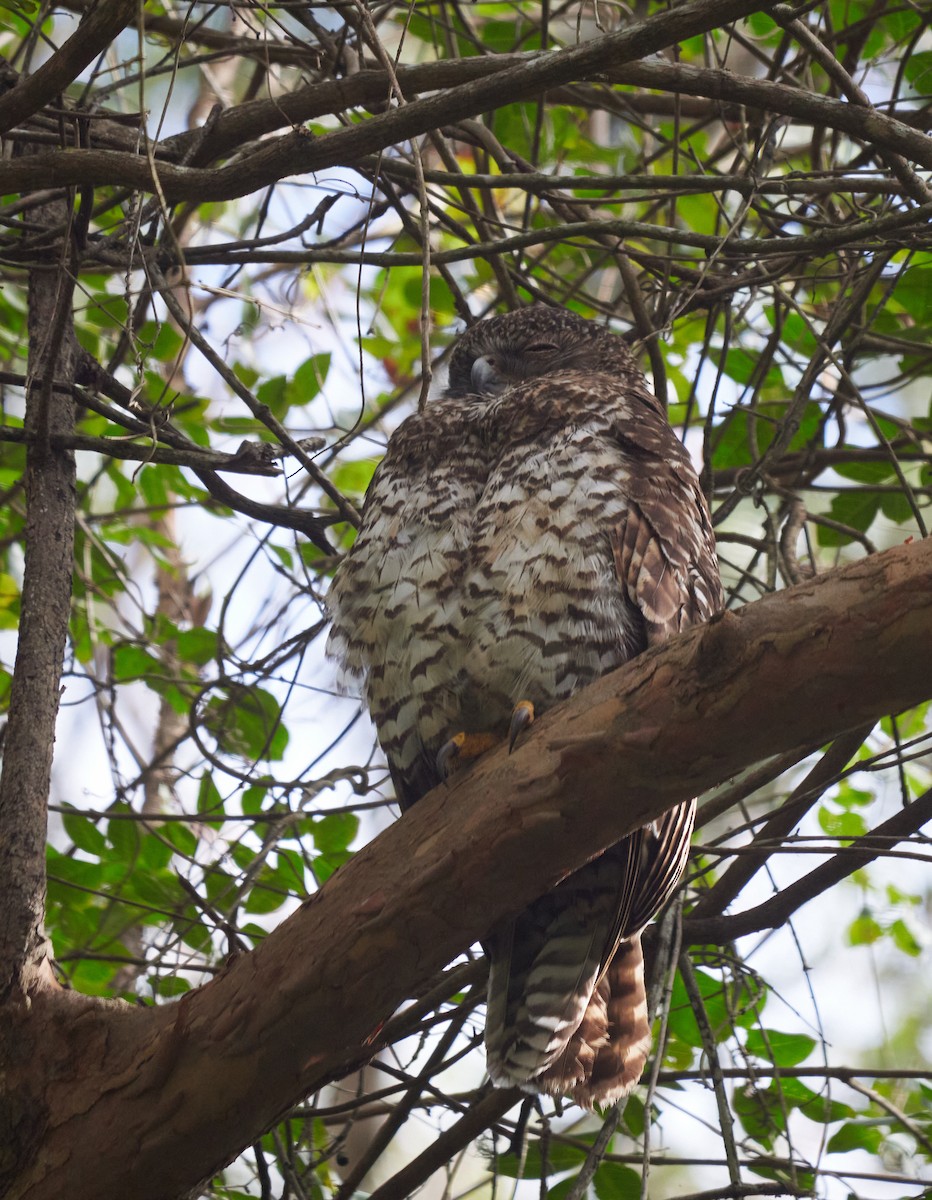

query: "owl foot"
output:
436 731 502 778
436 701 536 778
508 700 535 752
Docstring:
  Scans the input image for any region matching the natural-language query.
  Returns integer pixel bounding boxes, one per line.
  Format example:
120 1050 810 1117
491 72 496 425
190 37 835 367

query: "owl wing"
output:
598 388 723 936
609 392 723 641
573 388 723 947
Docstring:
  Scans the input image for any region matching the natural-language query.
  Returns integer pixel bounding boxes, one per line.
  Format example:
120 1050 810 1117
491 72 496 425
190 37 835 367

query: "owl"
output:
326 305 723 1107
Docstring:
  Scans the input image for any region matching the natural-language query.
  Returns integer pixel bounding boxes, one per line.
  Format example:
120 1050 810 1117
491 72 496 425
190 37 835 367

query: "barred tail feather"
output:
485 934 651 1107
484 806 693 1106
570 935 652 1108
485 921 604 1093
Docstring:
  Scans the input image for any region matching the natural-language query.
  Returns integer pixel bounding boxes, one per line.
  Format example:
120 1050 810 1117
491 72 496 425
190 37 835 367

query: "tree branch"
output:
0 0 783 201
0 424 284 475
685 783 932 944
0 194 78 997
8 44 932 203
0 0 136 136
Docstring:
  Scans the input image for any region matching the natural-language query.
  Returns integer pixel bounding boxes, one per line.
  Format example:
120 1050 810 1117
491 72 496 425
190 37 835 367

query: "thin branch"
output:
690 724 874 921
687 784 932 944
0 424 284 475
365 1087 521 1200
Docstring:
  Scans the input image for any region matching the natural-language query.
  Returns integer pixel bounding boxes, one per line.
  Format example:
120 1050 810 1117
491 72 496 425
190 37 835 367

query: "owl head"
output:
444 305 638 399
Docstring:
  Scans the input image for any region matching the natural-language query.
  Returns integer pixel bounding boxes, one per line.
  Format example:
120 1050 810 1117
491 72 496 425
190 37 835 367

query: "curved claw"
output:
436 732 467 780
437 730 503 778
508 700 535 753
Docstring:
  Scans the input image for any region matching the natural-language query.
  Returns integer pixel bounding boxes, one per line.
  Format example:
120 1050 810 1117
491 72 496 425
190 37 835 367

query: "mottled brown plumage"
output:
327 306 723 1107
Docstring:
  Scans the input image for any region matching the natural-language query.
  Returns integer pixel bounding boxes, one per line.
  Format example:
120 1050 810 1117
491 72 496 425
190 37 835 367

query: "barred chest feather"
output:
327 376 649 800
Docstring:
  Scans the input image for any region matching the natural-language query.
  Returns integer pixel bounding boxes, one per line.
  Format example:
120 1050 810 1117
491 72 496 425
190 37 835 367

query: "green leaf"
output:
62 809 107 856
130 864 182 905
745 1029 816 1067
733 1083 782 1146
107 805 141 860
904 50 932 87
0 0 39 24
176 626 219 666
288 353 331 407
827 1122 884 1154
895 264 932 325
778 1077 852 1122
817 490 881 545
593 1162 642 1200
84 293 129 330
241 786 266 816
879 488 916 526
833 459 895 484
622 1091 646 1138
243 875 288 915
541 1178 577 1200
152 975 192 997
710 346 784 390
835 783 874 809
197 772 224 817
848 911 883 946
818 808 868 840
68 957 121 996
0 571 19 608
203 686 289 762
889 918 923 957
162 820 198 858
311 813 359 854
256 374 288 418
138 831 174 871
495 1139 586 1178
667 968 733 1048
313 850 352 883
332 458 379 500
111 643 162 682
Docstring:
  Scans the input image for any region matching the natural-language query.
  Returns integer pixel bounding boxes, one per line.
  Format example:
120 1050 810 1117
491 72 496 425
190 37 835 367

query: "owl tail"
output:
565 935 652 1108
485 929 651 1109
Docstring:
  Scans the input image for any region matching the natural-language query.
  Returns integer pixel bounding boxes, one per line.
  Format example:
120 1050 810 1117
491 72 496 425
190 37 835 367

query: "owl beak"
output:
471 354 507 395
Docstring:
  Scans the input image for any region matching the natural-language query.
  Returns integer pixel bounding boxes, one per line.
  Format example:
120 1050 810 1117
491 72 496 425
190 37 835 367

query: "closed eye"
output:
525 342 559 353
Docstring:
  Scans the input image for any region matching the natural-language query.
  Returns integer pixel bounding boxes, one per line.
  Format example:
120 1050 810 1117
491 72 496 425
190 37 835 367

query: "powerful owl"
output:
327 306 723 1107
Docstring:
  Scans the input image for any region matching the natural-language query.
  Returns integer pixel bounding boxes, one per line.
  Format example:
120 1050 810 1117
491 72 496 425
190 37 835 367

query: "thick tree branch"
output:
0 0 782 201
8 47 932 203
0 0 135 136
5 535 932 1200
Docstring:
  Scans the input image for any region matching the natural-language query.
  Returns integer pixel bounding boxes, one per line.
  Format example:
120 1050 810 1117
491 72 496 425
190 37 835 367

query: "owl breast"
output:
459 407 644 733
